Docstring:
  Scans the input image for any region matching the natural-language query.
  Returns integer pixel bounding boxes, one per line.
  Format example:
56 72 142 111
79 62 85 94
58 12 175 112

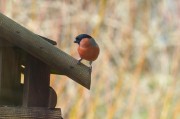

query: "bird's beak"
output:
74 40 77 43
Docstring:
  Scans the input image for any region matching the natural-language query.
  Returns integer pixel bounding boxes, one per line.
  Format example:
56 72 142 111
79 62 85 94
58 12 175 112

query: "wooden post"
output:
0 39 21 105
23 55 50 107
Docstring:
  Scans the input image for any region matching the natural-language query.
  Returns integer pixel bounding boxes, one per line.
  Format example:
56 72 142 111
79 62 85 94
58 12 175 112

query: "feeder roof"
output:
0 13 91 89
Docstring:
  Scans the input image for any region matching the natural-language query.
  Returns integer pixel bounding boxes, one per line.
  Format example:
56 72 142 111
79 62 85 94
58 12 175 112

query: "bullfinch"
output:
74 34 100 72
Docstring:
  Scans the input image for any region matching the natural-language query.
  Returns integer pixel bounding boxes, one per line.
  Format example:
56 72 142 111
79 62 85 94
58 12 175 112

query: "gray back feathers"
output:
89 38 98 47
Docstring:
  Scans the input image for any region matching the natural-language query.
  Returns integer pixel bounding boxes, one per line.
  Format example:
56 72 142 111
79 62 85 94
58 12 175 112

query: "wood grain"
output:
23 55 50 107
0 13 91 89
0 107 62 119
0 39 22 105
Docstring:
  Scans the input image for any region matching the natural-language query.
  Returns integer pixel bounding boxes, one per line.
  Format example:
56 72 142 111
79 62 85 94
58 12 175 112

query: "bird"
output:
74 34 100 72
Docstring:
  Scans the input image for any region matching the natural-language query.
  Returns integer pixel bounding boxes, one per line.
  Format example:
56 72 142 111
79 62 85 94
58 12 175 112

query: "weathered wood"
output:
0 39 22 105
0 13 91 89
0 107 62 119
23 55 50 107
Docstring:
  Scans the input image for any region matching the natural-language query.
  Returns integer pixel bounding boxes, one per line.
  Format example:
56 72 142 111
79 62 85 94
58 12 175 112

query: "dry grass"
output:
1 0 180 118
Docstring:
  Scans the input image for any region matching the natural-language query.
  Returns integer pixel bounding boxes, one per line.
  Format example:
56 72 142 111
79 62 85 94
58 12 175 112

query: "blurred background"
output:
0 0 180 119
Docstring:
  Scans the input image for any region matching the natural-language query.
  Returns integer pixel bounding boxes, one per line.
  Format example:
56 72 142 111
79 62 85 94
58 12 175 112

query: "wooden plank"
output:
0 13 91 89
0 107 62 119
0 39 22 105
23 55 50 107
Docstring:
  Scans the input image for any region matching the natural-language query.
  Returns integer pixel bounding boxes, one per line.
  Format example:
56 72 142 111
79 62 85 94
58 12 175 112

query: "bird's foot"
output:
77 58 82 65
89 66 92 74
77 60 81 65
89 61 93 74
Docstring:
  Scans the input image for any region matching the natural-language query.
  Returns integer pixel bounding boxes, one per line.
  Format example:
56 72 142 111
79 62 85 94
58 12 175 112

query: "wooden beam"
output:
0 13 91 89
23 55 50 107
0 107 62 119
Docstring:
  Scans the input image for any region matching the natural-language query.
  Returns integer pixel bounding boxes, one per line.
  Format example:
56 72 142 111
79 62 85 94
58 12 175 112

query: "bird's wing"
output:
89 38 98 47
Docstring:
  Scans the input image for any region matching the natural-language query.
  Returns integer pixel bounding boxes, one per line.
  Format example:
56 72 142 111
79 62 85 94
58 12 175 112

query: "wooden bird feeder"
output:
0 13 91 118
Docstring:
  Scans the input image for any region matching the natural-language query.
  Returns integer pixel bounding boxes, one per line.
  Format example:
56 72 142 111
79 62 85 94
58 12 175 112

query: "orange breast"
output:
78 38 100 61
78 46 99 61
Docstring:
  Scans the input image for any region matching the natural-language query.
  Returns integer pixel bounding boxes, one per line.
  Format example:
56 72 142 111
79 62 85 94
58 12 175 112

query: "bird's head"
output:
74 34 92 44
